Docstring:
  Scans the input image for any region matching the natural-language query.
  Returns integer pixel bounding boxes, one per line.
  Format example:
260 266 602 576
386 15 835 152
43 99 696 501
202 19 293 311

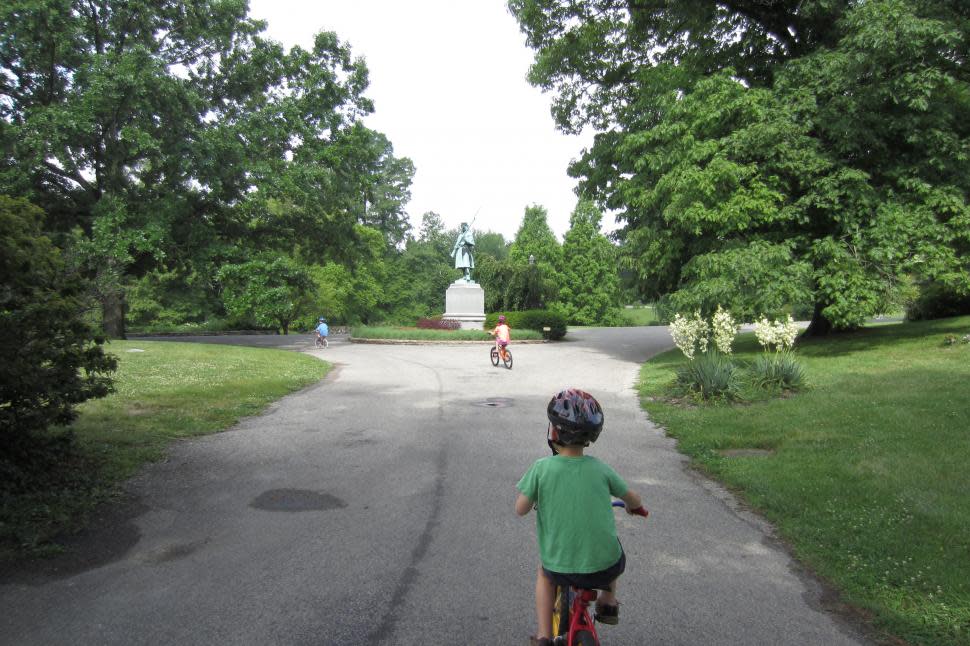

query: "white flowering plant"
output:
669 311 708 360
671 307 738 360
753 315 799 352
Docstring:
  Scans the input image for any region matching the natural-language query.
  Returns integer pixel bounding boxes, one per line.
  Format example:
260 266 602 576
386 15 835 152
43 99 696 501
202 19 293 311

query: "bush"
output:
750 351 805 391
484 309 567 340
906 281 970 321
0 196 117 453
674 351 739 400
417 317 461 330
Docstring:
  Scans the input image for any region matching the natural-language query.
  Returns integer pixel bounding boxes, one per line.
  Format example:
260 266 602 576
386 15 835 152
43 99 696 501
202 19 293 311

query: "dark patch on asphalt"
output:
472 397 514 408
138 538 208 564
249 489 347 512
0 495 147 585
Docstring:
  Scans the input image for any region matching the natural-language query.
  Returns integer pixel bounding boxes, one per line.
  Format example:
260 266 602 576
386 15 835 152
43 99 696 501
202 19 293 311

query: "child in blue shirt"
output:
516 388 646 645
315 317 329 348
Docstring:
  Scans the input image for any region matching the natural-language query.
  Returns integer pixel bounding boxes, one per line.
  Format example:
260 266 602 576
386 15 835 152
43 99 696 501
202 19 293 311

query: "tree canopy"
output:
0 0 413 336
511 0 970 332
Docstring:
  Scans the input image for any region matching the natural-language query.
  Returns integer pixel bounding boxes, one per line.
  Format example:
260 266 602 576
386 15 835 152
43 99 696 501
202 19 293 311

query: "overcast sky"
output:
247 0 597 241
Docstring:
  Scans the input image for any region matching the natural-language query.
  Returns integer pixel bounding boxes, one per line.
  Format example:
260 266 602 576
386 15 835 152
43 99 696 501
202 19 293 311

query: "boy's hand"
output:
626 505 649 518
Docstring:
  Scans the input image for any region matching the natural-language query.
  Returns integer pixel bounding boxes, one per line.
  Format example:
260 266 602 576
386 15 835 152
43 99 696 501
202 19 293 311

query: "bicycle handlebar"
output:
612 499 649 518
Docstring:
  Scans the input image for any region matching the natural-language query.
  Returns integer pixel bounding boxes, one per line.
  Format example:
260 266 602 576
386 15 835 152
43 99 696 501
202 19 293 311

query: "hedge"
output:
484 309 567 340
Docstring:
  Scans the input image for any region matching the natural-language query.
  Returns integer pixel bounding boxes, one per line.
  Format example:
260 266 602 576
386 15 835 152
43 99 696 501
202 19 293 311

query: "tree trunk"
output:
101 289 127 339
803 301 833 337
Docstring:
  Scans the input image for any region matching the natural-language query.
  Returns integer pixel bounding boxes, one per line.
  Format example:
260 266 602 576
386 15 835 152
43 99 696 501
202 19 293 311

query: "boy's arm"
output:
515 492 533 516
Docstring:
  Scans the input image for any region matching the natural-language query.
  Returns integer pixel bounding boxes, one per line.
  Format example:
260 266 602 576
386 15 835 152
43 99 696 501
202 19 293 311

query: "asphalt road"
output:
0 328 871 645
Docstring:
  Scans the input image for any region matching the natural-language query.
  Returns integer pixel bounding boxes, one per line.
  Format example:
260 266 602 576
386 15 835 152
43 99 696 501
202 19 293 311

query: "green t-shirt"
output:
517 455 629 574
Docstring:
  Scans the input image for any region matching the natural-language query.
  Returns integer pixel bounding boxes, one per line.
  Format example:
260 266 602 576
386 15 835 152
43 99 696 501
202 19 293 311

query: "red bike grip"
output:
627 505 649 518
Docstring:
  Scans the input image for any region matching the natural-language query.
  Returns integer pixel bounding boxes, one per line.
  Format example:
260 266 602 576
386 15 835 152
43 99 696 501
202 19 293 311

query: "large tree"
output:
510 0 970 333
0 1 408 336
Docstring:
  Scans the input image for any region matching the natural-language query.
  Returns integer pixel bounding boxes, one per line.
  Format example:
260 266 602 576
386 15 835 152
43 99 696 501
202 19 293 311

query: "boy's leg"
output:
595 578 620 625
535 564 555 639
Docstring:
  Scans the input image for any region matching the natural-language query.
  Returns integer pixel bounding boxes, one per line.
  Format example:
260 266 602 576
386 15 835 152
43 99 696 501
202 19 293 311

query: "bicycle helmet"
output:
546 388 604 449
498 315 506 323
319 317 327 323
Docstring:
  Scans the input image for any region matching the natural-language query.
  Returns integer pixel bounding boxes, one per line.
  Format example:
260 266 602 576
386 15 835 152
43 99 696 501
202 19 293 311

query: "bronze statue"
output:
452 222 475 282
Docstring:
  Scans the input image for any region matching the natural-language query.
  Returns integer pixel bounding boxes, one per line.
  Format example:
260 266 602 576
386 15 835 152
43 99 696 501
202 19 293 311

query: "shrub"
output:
674 351 739 400
906 281 970 321
417 317 461 330
0 196 117 455
484 309 567 340
750 351 805 391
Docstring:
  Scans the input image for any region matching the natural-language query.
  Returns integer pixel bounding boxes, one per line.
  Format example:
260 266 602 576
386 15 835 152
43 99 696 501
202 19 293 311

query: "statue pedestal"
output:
443 281 486 330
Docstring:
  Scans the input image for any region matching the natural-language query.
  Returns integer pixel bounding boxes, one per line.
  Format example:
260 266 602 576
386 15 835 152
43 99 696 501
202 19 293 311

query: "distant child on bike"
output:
515 388 646 645
315 317 329 348
490 314 511 360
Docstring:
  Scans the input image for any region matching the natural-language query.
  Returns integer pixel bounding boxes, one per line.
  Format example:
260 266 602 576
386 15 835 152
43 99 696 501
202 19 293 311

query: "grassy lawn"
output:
1 340 330 559
351 325 543 341
638 316 970 645
618 305 662 326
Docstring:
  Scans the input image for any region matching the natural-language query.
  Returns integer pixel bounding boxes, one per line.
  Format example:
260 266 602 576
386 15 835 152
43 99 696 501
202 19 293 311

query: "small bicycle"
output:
549 501 648 646
490 344 512 369
314 335 329 349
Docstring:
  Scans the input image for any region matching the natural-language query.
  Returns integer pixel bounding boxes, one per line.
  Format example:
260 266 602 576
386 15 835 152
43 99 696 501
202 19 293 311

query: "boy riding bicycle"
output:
490 314 511 360
315 317 329 348
516 389 646 645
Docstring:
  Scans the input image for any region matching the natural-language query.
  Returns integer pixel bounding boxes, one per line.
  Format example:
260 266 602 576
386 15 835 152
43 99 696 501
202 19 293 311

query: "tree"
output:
511 0 970 333
0 2 387 337
0 196 116 452
557 201 620 324
508 204 562 270
217 256 315 335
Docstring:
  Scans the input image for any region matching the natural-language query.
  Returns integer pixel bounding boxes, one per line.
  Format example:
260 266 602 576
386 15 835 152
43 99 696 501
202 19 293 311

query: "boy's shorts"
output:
497 339 508 347
542 545 626 591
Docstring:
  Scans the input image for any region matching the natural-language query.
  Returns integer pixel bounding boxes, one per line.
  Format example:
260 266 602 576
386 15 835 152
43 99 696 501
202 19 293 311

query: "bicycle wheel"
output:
573 630 598 646
551 586 571 640
503 349 513 369
490 347 499 366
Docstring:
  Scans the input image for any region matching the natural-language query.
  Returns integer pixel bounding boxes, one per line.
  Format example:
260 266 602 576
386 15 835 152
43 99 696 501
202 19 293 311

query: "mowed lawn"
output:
2 340 329 557
638 316 970 646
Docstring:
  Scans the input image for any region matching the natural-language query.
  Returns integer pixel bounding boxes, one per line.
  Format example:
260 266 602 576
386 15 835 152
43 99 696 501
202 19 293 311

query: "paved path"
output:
0 329 870 645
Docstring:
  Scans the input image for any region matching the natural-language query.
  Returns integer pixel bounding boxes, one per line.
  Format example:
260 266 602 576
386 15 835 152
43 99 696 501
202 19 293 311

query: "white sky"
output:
247 0 597 241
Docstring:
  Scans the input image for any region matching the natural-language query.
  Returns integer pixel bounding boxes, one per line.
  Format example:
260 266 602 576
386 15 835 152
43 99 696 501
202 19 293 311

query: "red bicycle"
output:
549 501 648 646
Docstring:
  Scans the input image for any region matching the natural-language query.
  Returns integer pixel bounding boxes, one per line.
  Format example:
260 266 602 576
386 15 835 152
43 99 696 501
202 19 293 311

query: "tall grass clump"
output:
750 316 804 391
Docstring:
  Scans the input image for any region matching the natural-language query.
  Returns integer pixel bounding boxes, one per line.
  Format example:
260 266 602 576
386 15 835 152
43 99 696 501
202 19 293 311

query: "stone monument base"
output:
443 280 486 330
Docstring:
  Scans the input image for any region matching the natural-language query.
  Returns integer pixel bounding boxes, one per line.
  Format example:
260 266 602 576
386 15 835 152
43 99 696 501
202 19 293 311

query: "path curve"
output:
0 328 871 645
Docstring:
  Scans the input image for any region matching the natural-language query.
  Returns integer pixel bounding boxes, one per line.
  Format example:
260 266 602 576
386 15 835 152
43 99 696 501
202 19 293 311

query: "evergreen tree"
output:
557 201 620 325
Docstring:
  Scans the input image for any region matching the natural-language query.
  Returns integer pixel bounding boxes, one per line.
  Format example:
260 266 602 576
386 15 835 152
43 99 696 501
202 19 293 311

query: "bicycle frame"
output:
558 588 600 646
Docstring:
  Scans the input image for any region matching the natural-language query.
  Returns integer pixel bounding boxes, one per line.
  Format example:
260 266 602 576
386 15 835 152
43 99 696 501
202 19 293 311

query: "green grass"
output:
1 340 329 559
618 305 662 326
351 325 543 341
639 316 970 645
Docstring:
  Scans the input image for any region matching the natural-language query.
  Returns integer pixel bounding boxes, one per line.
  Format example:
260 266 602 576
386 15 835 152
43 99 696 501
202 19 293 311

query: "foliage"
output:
0 1 412 336
484 309 567 340
217 256 315 334
556 201 621 325
639 318 970 645
906 281 970 322
417 317 462 330
2 340 329 558
511 0 970 336
0 196 116 454
674 351 740 401
750 351 806 391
